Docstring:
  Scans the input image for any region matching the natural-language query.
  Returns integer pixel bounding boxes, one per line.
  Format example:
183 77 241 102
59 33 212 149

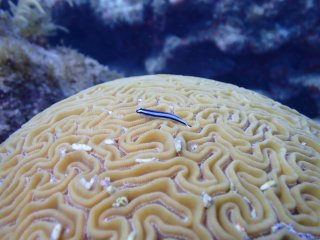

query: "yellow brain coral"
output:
0 75 320 240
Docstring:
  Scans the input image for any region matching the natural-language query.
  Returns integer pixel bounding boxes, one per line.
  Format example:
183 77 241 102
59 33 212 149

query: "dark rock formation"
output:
0 10 122 142
50 0 320 120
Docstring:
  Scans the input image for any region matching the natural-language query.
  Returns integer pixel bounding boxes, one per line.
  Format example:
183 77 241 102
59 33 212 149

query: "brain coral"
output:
0 75 319 240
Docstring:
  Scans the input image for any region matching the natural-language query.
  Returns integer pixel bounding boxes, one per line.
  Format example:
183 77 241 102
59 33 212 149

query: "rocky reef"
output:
0 3 122 142
0 0 319 142
51 0 320 120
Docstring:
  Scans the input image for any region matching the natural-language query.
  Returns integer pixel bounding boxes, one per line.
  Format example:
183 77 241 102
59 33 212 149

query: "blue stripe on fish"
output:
136 108 190 127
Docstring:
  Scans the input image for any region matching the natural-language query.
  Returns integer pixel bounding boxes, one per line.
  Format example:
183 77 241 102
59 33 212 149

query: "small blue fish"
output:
136 108 190 127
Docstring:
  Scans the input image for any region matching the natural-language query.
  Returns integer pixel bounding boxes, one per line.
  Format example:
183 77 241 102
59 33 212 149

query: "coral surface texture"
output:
0 75 319 240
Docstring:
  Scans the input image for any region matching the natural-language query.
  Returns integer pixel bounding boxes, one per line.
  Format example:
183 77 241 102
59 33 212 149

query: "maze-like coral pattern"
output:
0 75 319 240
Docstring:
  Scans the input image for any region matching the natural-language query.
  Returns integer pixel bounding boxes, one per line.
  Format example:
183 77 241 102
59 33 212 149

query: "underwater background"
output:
0 0 320 143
